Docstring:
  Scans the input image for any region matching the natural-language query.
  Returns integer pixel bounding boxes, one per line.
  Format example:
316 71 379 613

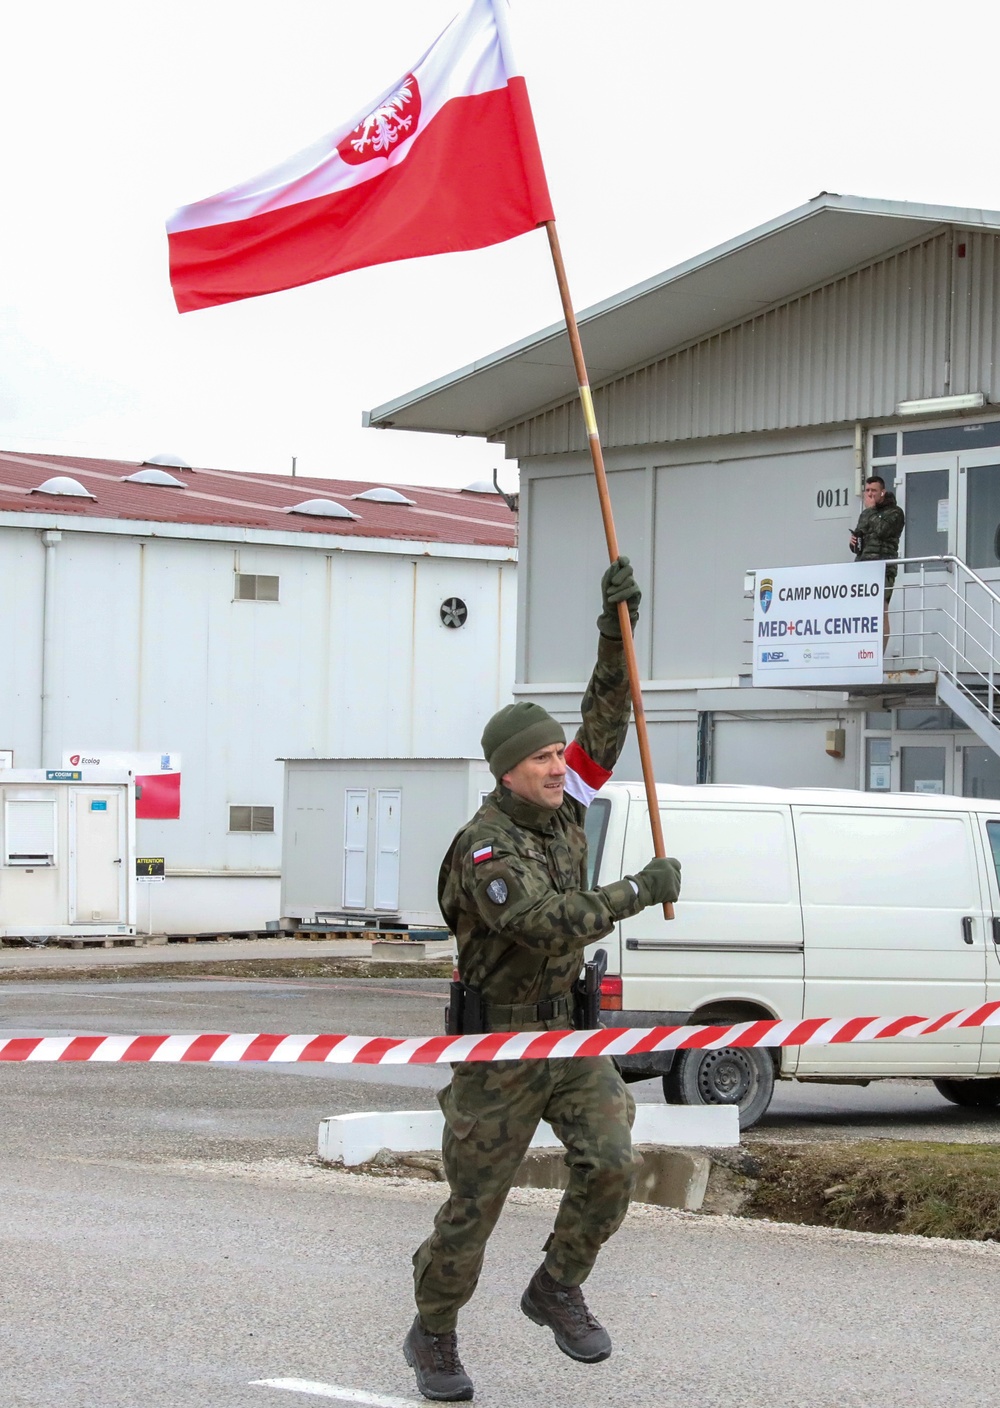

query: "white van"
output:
585 783 1000 1128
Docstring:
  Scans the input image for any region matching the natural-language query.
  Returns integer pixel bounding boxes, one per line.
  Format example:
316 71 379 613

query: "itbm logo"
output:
759 577 773 614
761 650 786 663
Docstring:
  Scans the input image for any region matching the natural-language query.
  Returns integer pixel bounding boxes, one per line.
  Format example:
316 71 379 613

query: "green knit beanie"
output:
481 701 566 780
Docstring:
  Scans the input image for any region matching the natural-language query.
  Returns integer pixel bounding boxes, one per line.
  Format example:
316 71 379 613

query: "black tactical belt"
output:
485 996 572 1026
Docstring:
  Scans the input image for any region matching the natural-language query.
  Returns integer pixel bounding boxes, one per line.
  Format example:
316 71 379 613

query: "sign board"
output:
136 857 165 881
46 769 82 781
62 750 181 819
752 561 884 688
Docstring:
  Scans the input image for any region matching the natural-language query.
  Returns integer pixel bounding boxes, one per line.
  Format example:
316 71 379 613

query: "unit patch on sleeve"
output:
486 878 508 905
472 845 494 865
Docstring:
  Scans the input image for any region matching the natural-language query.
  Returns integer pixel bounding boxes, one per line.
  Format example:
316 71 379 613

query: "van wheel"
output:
663 1047 775 1130
933 1077 1000 1108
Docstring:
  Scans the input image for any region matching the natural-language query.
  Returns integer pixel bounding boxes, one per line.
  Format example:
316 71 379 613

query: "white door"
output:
343 789 369 909
795 806 986 1076
894 459 955 665
70 789 125 923
958 450 1000 589
374 789 401 911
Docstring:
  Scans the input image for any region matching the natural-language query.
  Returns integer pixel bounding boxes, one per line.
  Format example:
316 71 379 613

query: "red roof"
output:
0 452 517 549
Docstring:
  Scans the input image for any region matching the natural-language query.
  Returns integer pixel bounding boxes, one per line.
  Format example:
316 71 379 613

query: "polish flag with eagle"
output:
166 0 554 313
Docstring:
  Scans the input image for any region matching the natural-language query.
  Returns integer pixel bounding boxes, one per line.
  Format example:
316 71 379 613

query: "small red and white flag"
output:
167 0 554 313
472 845 494 865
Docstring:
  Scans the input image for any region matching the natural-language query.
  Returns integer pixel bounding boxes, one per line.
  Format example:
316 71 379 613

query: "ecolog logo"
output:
68 754 100 766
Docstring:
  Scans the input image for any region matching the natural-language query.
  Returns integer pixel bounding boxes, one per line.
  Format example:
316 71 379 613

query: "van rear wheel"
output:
663 1046 775 1130
933 1077 1000 1108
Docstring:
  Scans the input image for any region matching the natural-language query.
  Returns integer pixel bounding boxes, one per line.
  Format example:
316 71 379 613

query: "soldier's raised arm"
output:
569 557 641 781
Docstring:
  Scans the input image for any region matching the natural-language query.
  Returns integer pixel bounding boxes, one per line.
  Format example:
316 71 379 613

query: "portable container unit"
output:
0 770 137 939
279 758 493 929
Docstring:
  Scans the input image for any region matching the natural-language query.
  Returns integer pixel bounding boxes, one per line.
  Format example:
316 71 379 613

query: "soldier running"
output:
404 558 682 1401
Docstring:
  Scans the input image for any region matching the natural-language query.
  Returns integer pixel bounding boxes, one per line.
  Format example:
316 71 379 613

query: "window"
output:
584 798 611 887
229 805 274 832
5 797 57 865
235 573 279 602
895 707 962 731
866 736 891 791
986 821 1000 886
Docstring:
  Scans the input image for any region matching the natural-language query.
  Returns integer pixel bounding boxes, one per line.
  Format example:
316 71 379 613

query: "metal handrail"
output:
885 554 1000 733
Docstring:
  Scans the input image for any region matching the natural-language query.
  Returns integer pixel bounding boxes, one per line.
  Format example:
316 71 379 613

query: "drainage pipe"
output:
39 529 62 767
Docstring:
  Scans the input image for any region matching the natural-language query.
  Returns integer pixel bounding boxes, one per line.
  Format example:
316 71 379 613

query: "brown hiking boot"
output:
520 1265 612 1363
403 1315 474 1401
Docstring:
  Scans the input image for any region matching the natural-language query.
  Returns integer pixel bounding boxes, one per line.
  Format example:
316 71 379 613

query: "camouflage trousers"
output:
412 1056 639 1333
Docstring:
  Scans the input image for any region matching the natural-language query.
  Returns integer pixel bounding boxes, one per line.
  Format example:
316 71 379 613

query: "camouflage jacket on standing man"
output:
438 634 645 1030
852 498 905 561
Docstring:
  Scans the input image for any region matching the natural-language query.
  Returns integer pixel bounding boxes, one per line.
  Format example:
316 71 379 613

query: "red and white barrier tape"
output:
4 1001 1000 1064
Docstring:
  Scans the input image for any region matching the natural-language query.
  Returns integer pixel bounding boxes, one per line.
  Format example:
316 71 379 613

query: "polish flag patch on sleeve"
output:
472 845 494 865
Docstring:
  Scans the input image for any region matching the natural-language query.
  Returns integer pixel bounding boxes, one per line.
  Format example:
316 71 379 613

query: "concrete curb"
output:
318 1104 739 1167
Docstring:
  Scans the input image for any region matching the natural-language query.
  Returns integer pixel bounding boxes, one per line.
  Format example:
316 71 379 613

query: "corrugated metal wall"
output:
503 230 1000 458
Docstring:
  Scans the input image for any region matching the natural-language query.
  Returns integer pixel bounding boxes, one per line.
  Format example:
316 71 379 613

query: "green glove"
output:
629 856 681 907
597 555 642 639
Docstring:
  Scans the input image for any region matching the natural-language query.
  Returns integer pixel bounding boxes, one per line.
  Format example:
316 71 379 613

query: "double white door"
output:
342 788 401 911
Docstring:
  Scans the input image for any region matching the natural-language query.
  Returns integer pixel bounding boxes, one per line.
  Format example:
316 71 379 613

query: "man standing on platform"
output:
851 475 905 649
403 558 682 1402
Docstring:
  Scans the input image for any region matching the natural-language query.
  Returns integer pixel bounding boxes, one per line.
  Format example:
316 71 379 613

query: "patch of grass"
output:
746 1141 1000 1240
0 958 453 984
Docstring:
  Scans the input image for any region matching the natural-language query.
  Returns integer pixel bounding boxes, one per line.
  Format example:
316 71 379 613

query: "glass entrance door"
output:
898 460 955 561
891 735 954 795
958 450 1000 589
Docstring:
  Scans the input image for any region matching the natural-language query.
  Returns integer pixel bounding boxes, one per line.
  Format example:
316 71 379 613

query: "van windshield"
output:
584 797 610 886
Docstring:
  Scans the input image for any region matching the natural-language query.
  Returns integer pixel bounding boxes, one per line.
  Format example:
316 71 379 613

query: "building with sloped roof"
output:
0 451 516 931
368 193 1000 802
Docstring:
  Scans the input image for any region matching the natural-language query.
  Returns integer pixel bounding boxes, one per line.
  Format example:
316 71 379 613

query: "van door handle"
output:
962 916 975 945
992 917 1000 945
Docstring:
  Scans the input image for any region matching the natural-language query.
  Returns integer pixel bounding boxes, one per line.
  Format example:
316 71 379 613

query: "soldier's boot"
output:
403 1315 474 1401
520 1265 612 1363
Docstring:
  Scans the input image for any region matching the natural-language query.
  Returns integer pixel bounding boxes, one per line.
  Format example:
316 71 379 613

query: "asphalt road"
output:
4 976 1000 1408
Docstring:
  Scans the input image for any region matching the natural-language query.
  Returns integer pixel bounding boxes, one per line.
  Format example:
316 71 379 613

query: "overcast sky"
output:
3 0 997 490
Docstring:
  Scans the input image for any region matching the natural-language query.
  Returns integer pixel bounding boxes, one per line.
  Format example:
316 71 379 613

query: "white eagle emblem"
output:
338 75 422 166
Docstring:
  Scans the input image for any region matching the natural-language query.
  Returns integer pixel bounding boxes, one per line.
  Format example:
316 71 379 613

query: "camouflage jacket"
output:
438 634 644 1030
853 500 905 561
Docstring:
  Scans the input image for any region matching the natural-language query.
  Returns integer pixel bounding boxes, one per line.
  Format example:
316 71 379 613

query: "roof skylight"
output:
30 476 96 499
286 499 359 520
352 487 416 505
124 469 187 488
142 453 192 469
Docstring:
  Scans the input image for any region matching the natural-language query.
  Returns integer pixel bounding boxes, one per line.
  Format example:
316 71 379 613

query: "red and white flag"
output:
167 0 554 313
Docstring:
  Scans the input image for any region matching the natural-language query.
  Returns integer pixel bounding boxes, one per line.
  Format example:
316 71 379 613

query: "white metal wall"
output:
520 428 856 685
502 229 1000 458
0 524 516 929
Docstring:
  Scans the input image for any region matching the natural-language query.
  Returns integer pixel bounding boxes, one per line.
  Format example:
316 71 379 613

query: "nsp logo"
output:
760 650 786 663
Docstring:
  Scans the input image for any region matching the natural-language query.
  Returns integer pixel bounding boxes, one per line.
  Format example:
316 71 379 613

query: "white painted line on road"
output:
251 1378 421 1407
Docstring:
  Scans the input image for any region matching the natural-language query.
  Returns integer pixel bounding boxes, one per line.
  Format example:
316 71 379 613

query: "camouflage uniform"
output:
412 635 646 1334
853 496 905 599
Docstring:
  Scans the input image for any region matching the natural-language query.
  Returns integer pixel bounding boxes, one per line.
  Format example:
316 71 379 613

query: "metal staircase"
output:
888 555 1000 758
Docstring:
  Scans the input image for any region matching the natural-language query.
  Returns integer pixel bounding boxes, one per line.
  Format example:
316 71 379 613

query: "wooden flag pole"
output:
544 220 674 920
